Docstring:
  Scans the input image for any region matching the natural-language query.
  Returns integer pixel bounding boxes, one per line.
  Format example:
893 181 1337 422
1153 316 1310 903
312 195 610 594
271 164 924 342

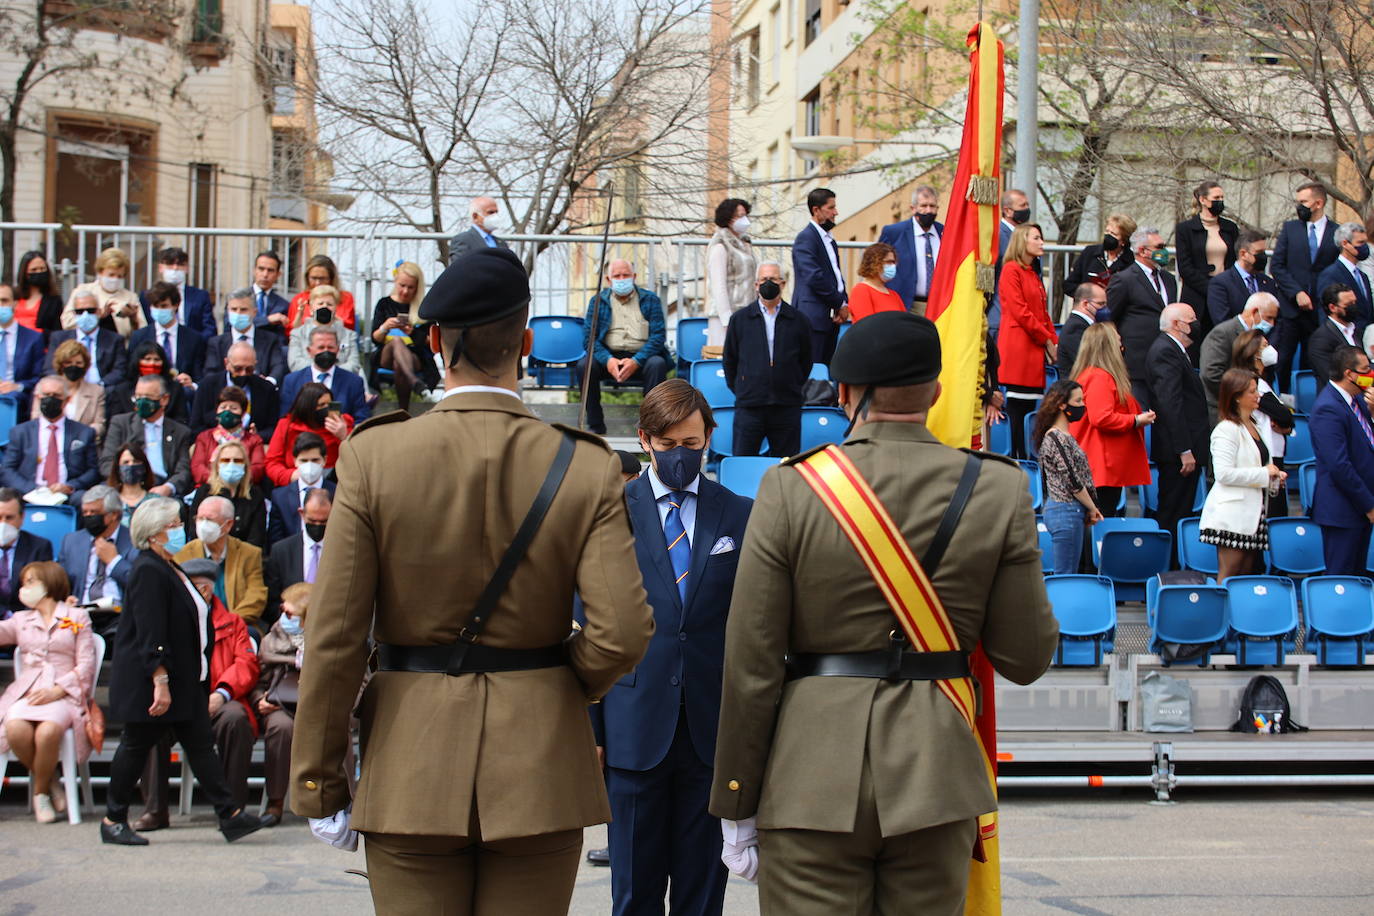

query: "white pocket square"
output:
709 536 736 556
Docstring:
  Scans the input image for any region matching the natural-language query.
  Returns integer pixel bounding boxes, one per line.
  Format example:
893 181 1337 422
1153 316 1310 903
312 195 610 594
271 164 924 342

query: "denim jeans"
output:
1042 499 1086 576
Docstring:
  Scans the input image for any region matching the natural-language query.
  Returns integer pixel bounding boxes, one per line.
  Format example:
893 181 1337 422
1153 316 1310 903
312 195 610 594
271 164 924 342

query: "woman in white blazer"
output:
1199 368 1287 581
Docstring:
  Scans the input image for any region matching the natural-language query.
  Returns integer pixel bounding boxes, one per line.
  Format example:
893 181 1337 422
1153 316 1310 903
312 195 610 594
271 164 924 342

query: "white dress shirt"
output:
647 464 699 544
34 416 68 485
78 330 101 385
810 221 845 294
912 218 940 298
440 384 522 401
1135 259 1169 305
1329 315 1357 346
759 300 781 363
313 365 336 390
82 535 123 604
174 567 210 681
143 416 167 480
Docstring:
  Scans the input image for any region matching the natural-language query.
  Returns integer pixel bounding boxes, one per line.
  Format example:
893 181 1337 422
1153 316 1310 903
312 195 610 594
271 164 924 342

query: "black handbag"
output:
266 667 300 714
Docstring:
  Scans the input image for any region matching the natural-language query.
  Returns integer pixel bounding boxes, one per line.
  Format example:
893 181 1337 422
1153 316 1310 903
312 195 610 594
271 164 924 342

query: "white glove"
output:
309 805 358 852
720 817 759 883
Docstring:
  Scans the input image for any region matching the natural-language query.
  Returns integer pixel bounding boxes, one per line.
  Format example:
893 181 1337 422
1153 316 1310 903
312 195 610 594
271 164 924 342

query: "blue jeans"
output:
1043 499 1086 576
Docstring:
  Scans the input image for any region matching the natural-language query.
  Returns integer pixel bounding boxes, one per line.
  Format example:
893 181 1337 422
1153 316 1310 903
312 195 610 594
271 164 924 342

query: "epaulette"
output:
780 442 834 467
960 447 1019 468
552 422 614 452
350 409 411 436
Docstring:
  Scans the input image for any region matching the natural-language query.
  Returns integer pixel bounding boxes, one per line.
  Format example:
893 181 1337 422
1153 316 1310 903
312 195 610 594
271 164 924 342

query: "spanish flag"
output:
925 23 1005 451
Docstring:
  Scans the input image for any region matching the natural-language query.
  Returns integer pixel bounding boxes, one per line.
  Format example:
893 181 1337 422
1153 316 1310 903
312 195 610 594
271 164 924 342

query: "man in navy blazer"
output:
791 188 848 365
0 487 53 617
1311 346 1374 574
722 263 812 456
250 251 291 333
266 431 335 545
130 281 207 385
206 292 290 386
876 185 943 310
1206 230 1278 326
49 290 128 387
59 485 136 605
138 247 218 340
0 376 100 496
278 328 370 422
0 284 48 414
591 380 751 916
1271 181 1340 387
1315 222 1373 334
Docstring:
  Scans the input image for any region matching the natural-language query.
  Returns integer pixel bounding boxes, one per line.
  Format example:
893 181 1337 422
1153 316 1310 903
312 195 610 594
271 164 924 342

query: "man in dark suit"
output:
722 263 812 457
876 185 943 311
251 251 291 334
1271 181 1340 387
190 340 280 437
448 196 512 262
265 487 331 624
1207 229 1278 326
278 326 370 422
591 379 751 916
59 484 136 605
0 487 53 617
1315 222 1372 334
1201 292 1279 423
1107 227 1178 407
990 188 1031 336
130 281 206 386
1146 304 1210 562
139 247 218 340
0 375 100 496
1057 282 1108 376
791 188 849 365
1306 284 1360 384
0 283 49 414
1311 345 1374 574
205 291 290 385
266 432 335 545
100 375 195 499
51 289 127 387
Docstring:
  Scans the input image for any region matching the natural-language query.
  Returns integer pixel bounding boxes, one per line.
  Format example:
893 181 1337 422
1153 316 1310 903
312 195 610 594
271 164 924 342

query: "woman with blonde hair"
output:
1069 322 1155 515
35 339 105 440
286 254 356 331
998 222 1058 458
63 247 146 338
186 438 268 549
287 285 361 375
369 261 440 410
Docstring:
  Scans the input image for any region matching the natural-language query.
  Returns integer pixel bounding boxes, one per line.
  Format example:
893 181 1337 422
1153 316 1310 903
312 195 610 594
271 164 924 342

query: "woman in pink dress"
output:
0 561 96 823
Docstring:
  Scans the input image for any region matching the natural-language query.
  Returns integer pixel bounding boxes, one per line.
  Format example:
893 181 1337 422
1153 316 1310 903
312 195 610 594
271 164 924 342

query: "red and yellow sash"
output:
795 445 1001 915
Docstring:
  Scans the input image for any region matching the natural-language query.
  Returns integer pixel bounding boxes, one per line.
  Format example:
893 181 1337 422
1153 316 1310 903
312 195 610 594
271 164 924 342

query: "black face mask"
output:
1252 251 1269 273
1207 199 1225 217
119 463 146 485
313 350 338 371
314 307 333 325
819 219 835 232
229 373 250 387
81 512 107 536
26 270 49 290
915 212 937 231
1101 234 1120 252
1064 403 1087 423
1296 203 1314 222
758 279 781 300
38 395 64 420
304 522 327 543
1011 207 1031 225
1187 321 1201 340
60 364 84 382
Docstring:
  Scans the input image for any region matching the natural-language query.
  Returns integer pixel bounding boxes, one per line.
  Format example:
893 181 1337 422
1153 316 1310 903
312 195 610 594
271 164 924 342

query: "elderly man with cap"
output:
710 311 1058 914
290 247 654 915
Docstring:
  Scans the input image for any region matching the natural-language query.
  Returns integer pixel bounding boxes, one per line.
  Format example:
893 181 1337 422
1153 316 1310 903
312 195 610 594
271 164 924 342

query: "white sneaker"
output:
34 794 56 824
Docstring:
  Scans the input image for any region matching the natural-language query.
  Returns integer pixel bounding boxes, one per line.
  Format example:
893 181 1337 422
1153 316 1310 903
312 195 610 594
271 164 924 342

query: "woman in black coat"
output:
1064 213 1137 292
1174 180 1239 326
99 496 262 846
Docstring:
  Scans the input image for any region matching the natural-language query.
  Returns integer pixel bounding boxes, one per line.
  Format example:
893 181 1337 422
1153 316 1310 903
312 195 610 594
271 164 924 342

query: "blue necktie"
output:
664 491 690 602
316 371 327 384
1308 224 1318 261
256 290 267 319
484 234 497 249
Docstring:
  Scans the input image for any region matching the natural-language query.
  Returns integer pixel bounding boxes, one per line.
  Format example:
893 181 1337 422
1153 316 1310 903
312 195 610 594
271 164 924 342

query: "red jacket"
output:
210 597 262 737
264 415 353 487
996 260 1057 389
1070 366 1151 487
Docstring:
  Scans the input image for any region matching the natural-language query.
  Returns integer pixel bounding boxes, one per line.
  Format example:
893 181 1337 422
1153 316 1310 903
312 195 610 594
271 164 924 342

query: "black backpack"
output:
1230 675 1308 734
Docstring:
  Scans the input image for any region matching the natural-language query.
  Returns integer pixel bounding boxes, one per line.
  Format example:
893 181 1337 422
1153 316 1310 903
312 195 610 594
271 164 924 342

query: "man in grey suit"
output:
448 196 512 263
1200 291 1279 424
99 374 195 498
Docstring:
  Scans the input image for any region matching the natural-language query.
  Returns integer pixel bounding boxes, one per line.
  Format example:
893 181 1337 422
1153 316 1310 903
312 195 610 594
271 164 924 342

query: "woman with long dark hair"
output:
1034 380 1104 574
264 381 354 486
105 340 190 425
14 251 64 338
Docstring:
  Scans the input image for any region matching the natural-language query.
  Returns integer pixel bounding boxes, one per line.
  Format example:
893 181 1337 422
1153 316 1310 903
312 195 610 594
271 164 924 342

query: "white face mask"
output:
0 522 19 547
731 216 751 235
481 211 506 233
296 460 324 485
195 518 225 544
18 584 46 609
99 275 122 293
1260 345 1278 367
161 268 186 286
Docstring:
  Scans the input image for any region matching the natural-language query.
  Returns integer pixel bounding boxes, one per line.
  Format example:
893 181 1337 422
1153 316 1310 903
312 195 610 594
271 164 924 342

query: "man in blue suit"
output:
0 376 100 497
278 326 370 421
1206 229 1278 325
1310 346 1374 575
1271 181 1340 387
205 291 290 386
592 379 752 916
791 187 848 365
48 289 128 387
876 185 943 311
130 281 207 386
251 250 291 333
266 431 336 545
139 247 218 340
0 282 49 415
59 485 135 605
1315 221 1372 334
0 487 52 617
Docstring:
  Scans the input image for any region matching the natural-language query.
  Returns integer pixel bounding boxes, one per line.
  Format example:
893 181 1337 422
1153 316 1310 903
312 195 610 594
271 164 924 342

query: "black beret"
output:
181 558 220 581
418 247 530 327
830 311 942 387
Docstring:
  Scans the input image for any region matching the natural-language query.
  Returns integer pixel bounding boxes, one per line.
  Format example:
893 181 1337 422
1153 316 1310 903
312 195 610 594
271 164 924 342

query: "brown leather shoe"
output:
133 811 170 832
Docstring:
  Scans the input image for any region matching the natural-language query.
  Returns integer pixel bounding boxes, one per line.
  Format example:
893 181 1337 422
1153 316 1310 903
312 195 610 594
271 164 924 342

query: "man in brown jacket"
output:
174 495 267 626
290 248 655 915
710 311 1059 914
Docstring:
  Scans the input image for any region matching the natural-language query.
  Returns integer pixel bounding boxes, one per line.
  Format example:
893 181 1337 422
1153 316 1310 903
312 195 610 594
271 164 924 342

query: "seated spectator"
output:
847 243 906 322
138 246 217 340
173 495 268 627
1035 380 1103 575
265 383 354 487
265 487 330 618
46 289 127 387
266 432 335 545
250 250 291 335
287 255 357 331
190 342 280 439
14 251 64 339
191 386 267 487
1 374 100 500
1308 283 1359 383
105 341 191 427
287 286 362 377
100 374 194 499
204 289 289 386
105 443 154 529
279 327 369 423
0 488 53 617
58 485 134 609
62 247 146 338
133 557 261 832
186 440 268 550
1231 329 1294 519
129 282 206 387
0 281 49 413
575 258 670 435
370 262 440 411
0 561 95 822
36 340 106 443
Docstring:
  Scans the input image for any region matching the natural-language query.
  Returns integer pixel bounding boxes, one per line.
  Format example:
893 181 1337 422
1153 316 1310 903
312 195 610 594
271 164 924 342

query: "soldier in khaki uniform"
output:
290 247 655 915
710 311 1059 914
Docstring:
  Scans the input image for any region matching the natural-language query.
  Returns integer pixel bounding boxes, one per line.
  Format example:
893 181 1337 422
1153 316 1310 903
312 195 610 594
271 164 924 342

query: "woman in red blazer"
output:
264 382 354 486
997 223 1058 457
1068 322 1155 514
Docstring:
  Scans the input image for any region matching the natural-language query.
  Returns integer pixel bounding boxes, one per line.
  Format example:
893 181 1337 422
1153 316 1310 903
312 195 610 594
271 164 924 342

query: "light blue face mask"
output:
280 614 302 636
610 278 635 297
218 462 246 485
0 306 14 325
881 264 898 281
1255 320 1274 335
152 307 176 328
229 312 252 332
74 312 100 334
163 526 187 554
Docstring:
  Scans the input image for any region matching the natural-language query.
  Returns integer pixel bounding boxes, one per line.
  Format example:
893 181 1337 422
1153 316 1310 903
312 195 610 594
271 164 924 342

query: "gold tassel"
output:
966 175 999 206
975 262 995 293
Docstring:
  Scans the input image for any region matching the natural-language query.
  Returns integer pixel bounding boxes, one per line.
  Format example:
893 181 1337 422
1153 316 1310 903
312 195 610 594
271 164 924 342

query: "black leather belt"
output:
786 649 970 682
376 642 566 675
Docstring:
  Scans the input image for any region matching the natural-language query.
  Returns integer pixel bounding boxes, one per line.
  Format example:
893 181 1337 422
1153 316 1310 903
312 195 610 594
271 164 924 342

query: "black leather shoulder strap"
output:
920 453 982 577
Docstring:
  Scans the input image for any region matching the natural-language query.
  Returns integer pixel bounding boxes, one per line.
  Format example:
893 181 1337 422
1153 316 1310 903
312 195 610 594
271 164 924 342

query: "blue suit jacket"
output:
249 289 290 329
1316 258 1373 331
1271 218 1339 318
2 323 46 404
876 218 943 307
45 328 128 387
590 473 752 770
0 531 52 616
1206 264 1279 326
1311 382 1374 528
0 418 100 493
267 478 337 545
58 525 135 601
129 323 207 381
140 285 218 341
791 223 848 334
278 366 371 423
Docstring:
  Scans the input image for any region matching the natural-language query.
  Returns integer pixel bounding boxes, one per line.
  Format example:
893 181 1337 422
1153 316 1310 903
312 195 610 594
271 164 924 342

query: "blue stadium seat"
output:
1285 416 1314 467
1292 369 1317 415
689 360 734 408
0 397 17 446
1303 576 1374 665
707 407 737 466
1193 472 1208 514
1045 575 1117 665
1023 411 1041 459
21 505 76 553
1150 584 1228 666
1176 517 1218 576
1037 519 1054 574
1016 460 1043 511
1224 575 1299 665
676 317 710 368
1044 365 1059 388
1097 529 1172 602
1266 517 1325 576
836 321 852 341
987 419 1011 456
1090 517 1160 566
527 316 585 388
1138 465 1159 515
799 407 847 452
808 362 830 381
717 456 778 499
1299 462 1317 516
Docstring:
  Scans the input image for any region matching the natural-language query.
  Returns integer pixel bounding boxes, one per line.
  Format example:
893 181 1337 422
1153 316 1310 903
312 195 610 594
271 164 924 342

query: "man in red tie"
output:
0 375 100 498
1310 346 1374 574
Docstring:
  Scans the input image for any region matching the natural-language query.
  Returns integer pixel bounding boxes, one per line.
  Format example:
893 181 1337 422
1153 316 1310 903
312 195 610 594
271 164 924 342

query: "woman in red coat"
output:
848 243 907 321
264 381 355 487
1068 322 1155 515
997 223 1058 458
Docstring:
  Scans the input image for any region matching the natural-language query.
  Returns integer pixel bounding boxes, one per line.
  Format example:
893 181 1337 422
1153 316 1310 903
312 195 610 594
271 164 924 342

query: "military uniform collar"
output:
430 389 532 418
843 420 941 446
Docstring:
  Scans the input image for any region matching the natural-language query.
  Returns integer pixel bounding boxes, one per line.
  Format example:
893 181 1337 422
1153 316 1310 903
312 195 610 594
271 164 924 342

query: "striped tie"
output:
664 491 691 602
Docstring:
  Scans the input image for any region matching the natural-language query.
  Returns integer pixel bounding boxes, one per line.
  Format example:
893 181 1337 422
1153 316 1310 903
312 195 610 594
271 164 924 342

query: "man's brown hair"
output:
638 378 716 437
